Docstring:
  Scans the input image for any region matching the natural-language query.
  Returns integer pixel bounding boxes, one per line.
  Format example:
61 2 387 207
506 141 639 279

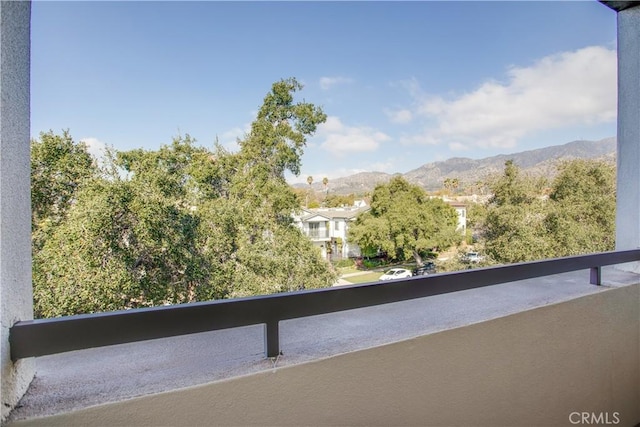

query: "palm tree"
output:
444 177 459 195
306 176 313 207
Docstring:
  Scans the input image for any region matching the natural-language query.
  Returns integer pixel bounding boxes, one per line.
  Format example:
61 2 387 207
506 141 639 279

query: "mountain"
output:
297 137 616 195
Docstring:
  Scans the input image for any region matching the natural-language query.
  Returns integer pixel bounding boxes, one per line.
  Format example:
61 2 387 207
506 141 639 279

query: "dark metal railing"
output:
10 250 640 361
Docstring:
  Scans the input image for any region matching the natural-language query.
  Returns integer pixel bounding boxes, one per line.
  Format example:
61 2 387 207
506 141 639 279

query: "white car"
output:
379 268 413 281
462 252 484 263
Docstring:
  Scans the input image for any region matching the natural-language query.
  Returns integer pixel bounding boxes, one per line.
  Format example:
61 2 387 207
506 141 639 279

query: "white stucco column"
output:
602 2 640 271
0 0 35 421
615 4 640 271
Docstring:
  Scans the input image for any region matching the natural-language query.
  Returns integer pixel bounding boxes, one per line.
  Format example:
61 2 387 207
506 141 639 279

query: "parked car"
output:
379 268 413 281
412 262 436 276
462 252 484 263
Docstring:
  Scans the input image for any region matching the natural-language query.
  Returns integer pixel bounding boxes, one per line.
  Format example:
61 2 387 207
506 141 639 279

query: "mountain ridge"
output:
298 137 616 195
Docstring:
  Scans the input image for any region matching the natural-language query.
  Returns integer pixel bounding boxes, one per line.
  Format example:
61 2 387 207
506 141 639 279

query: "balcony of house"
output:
4 254 640 427
302 224 331 241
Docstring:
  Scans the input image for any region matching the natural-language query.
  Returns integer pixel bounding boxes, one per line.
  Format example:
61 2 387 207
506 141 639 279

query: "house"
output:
448 202 467 233
293 199 466 259
293 204 370 259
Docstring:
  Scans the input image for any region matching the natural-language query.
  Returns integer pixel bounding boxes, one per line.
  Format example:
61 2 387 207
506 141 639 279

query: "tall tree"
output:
306 175 313 207
544 159 615 255
348 176 460 266
483 161 550 263
34 138 212 317
482 159 615 264
31 130 96 234
232 78 326 220
32 79 337 318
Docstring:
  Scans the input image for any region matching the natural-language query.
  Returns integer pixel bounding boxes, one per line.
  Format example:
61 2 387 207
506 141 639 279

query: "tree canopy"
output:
32 79 336 318
31 130 96 246
481 159 615 263
348 176 460 266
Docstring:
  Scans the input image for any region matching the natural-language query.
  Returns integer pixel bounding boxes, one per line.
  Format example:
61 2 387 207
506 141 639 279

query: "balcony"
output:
303 228 330 240
3 1 640 426
4 253 640 426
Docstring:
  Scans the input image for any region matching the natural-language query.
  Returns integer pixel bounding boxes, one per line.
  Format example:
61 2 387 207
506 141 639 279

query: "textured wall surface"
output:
0 0 35 422
616 5 640 271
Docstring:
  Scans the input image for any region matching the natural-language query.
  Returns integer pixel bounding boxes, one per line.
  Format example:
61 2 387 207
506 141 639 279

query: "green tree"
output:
483 161 550 263
232 78 327 220
482 159 615 264
464 201 488 243
34 139 212 317
443 177 460 195
32 79 337 317
348 177 460 266
306 175 313 207
324 193 355 208
31 130 96 245
544 159 615 255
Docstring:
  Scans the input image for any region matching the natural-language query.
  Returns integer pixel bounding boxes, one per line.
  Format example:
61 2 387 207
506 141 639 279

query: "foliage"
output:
481 159 615 264
544 159 615 255
324 193 356 208
348 176 460 266
333 258 355 268
465 202 488 232
443 177 460 194
32 79 337 318
361 258 385 269
31 130 97 248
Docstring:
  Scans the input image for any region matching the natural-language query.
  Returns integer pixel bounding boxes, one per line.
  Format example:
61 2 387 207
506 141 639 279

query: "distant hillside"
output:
298 137 616 195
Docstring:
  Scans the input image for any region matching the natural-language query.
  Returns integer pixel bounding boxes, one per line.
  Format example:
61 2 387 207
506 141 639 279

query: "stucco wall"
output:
615 5 640 275
0 0 35 422
12 283 639 427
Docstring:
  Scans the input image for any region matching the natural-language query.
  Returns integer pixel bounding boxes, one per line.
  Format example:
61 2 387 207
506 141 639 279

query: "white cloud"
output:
319 76 353 91
317 116 390 156
385 108 413 124
219 123 251 152
403 46 617 150
80 137 106 160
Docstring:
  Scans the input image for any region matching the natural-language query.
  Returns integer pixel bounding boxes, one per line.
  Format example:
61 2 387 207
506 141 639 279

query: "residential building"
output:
293 203 370 259
293 199 466 260
448 201 467 233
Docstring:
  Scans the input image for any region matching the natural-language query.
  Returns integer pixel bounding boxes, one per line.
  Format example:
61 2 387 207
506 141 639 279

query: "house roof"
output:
299 206 370 221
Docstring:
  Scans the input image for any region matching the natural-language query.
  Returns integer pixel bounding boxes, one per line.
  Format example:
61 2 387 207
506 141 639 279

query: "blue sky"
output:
31 1 618 184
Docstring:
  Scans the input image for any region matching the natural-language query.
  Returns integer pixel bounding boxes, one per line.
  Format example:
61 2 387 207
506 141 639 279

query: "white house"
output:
293 205 370 259
293 200 466 260
448 202 467 233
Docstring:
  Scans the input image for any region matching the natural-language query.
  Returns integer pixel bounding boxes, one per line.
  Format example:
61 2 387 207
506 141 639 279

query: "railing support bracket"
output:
264 320 280 358
590 266 602 285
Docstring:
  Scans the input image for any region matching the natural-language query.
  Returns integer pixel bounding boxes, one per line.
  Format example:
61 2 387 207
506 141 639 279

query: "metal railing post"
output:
264 320 280 358
590 266 602 285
